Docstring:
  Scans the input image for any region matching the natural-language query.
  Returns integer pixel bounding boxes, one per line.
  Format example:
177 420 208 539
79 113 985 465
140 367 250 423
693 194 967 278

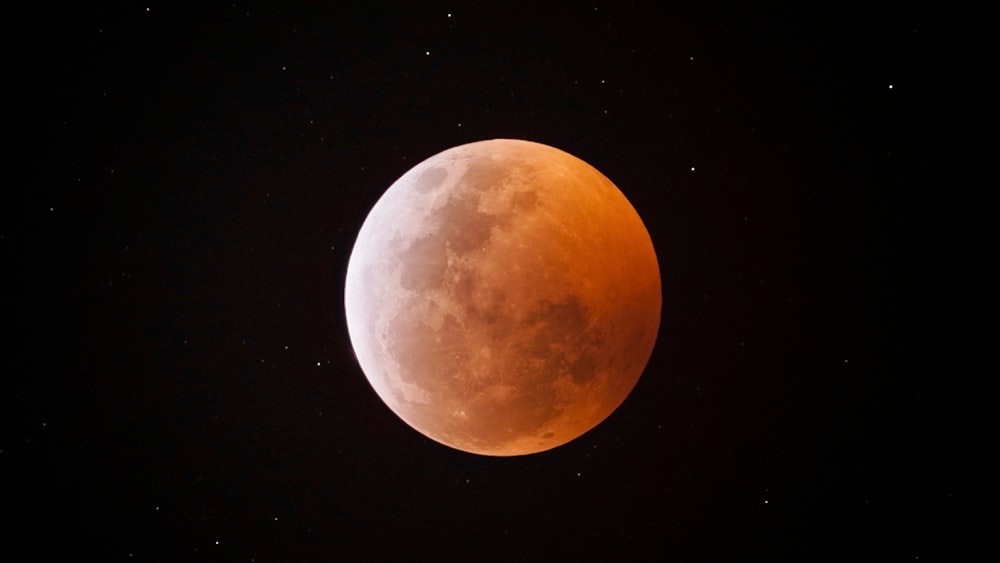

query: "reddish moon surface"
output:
344 139 661 456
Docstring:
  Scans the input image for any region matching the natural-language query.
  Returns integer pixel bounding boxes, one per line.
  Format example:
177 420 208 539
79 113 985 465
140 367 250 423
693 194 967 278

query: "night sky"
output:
7 2 994 561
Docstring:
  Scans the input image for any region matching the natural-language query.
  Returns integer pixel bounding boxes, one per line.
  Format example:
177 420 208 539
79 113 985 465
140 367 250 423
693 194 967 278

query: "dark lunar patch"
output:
436 190 495 254
524 296 604 385
387 306 466 393
398 235 447 291
565 351 600 385
414 166 448 193
387 316 434 385
449 271 514 342
510 189 539 212
457 158 510 193
478 289 513 342
449 268 477 306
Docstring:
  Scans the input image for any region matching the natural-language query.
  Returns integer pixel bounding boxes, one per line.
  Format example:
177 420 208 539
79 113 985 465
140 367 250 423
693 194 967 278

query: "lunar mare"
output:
345 139 661 456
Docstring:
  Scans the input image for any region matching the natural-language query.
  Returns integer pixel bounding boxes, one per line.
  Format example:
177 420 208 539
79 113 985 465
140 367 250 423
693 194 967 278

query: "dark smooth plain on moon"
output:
345 139 661 456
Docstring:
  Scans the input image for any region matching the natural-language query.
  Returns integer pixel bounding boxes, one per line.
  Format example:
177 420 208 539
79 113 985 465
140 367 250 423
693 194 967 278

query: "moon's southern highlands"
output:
345 139 660 456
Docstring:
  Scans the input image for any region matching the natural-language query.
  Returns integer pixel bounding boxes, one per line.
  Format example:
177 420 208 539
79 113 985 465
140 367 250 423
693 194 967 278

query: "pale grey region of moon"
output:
345 139 661 456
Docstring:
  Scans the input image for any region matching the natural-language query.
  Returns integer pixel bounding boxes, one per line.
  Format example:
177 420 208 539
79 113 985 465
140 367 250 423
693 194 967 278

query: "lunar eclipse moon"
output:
345 139 660 456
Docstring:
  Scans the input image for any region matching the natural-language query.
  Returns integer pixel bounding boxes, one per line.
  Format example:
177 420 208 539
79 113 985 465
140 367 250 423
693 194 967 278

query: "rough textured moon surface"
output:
344 139 661 456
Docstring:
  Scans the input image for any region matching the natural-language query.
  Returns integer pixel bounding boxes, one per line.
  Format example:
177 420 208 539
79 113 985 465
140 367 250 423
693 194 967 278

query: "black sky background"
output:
6 2 995 561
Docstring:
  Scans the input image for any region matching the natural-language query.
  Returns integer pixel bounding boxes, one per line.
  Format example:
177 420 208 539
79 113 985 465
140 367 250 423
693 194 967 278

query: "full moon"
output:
345 139 661 456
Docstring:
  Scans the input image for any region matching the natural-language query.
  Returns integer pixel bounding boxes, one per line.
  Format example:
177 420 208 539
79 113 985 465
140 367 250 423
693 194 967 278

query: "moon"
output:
345 139 661 456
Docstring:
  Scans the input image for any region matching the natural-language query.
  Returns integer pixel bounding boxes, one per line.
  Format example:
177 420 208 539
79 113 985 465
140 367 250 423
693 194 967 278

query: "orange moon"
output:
345 139 660 456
